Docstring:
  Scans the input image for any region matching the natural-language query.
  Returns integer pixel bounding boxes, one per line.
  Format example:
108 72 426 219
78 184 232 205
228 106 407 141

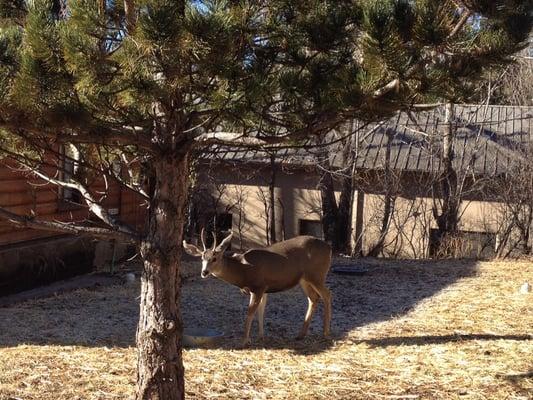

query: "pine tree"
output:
0 1 531 398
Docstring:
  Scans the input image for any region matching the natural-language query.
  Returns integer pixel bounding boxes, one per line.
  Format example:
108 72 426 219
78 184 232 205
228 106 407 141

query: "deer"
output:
183 229 332 346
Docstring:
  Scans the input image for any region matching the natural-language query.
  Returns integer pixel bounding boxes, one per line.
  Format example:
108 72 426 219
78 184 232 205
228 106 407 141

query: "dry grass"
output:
0 258 531 400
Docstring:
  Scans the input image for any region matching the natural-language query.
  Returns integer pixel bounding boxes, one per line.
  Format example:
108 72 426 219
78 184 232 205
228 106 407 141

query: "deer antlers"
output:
199 227 217 251
200 227 207 251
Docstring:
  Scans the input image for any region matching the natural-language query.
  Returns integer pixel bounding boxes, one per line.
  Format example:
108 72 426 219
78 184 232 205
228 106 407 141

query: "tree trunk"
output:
269 154 277 244
367 192 395 257
336 133 358 254
318 135 356 254
278 198 286 241
51 0 67 18
136 154 189 400
319 169 339 247
518 215 532 255
433 103 460 256
336 174 354 252
368 131 395 257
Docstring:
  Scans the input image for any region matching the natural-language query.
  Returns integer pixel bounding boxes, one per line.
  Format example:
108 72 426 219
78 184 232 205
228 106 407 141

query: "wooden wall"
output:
0 159 147 247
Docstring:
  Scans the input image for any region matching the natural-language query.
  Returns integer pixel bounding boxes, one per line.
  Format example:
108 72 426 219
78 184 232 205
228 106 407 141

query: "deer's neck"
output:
213 255 249 289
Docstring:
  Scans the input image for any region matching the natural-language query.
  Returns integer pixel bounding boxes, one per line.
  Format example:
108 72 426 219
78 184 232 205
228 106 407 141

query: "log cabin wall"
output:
0 157 147 294
0 158 147 247
0 159 84 246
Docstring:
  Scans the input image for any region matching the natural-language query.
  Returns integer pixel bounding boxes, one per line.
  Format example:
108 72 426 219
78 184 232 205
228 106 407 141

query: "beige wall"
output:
198 165 328 249
360 195 505 258
200 162 511 257
360 194 431 258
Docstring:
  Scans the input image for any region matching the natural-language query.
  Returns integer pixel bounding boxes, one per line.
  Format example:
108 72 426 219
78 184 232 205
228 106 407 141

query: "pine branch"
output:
0 206 137 243
0 119 158 154
0 138 150 201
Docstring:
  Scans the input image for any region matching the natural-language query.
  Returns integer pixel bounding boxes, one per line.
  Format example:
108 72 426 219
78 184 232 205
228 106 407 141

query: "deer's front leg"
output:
242 290 264 346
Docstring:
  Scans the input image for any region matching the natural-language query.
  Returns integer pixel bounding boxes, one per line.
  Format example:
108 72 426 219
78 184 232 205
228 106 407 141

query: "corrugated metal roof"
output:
205 104 532 176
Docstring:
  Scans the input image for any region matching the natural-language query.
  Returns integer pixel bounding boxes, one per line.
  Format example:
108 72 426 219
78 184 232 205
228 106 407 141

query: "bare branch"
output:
0 206 137 243
28 168 139 237
0 118 158 154
118 153 150 199
0 147 140 238
192 132 271 147
373 79 400 98
447 9 472 40
124 0 136 32
192 114 346 150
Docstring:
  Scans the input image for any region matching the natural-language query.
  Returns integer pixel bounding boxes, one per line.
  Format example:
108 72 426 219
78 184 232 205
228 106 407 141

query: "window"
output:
111 159 122 176
60 145 82 205
299 219 323 239
200 213 233 249
216 213 233 232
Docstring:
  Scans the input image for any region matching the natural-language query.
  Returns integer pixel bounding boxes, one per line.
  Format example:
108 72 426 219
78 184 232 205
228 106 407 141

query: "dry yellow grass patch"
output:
0 259 531 399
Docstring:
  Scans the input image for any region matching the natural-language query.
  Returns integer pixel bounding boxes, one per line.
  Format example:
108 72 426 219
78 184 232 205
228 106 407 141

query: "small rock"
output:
519 282 530 294
124 273 136 285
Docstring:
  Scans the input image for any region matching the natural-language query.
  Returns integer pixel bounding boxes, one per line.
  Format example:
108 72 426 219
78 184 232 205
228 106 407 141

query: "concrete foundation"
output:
0 236 97 296
93 240 133 272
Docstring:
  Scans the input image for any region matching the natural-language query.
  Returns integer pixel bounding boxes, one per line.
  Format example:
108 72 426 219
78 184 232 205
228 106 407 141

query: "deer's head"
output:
183 229 233 278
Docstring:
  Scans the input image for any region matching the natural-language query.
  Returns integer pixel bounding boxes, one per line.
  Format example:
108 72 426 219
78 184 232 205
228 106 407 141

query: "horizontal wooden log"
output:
0 229 62 246
0 154 148 246
0 179 32 193
0 164 60 180
0 190 58 208
2 201 59 217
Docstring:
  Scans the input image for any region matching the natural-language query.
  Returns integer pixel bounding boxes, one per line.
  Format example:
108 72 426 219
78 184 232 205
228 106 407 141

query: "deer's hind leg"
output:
256 293 268 339
297 280 320 340
308 282 332 338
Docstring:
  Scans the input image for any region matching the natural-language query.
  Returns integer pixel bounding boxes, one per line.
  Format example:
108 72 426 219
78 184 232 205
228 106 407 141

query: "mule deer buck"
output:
183 230 332 345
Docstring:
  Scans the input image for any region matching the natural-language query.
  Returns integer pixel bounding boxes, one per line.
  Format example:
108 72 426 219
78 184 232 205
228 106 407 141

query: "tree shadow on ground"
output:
0 281 139 348
0 258 479 353
353 333 532 348
183 258 480 354
500 370 533 395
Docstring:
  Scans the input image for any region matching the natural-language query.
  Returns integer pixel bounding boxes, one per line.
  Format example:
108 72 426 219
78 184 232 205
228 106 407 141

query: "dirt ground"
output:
0 258 531 399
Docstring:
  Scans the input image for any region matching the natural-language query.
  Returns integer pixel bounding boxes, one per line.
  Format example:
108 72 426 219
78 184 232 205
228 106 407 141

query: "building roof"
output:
206 104 533 176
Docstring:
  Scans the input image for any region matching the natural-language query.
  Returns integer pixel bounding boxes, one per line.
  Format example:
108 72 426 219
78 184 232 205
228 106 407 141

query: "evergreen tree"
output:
0 1 531 398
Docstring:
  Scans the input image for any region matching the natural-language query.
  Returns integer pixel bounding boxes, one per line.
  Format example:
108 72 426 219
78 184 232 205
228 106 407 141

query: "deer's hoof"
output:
241 338 251 347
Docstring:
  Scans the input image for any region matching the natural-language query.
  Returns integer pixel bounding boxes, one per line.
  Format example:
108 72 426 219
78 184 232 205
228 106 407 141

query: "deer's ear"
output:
215 231 233 252
183 241 202 257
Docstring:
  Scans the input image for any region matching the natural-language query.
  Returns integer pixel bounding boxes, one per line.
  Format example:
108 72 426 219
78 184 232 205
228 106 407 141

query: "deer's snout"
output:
201 259 210 278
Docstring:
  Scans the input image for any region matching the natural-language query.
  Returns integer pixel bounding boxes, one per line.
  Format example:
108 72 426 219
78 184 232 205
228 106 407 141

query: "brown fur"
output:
183 234 333 345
